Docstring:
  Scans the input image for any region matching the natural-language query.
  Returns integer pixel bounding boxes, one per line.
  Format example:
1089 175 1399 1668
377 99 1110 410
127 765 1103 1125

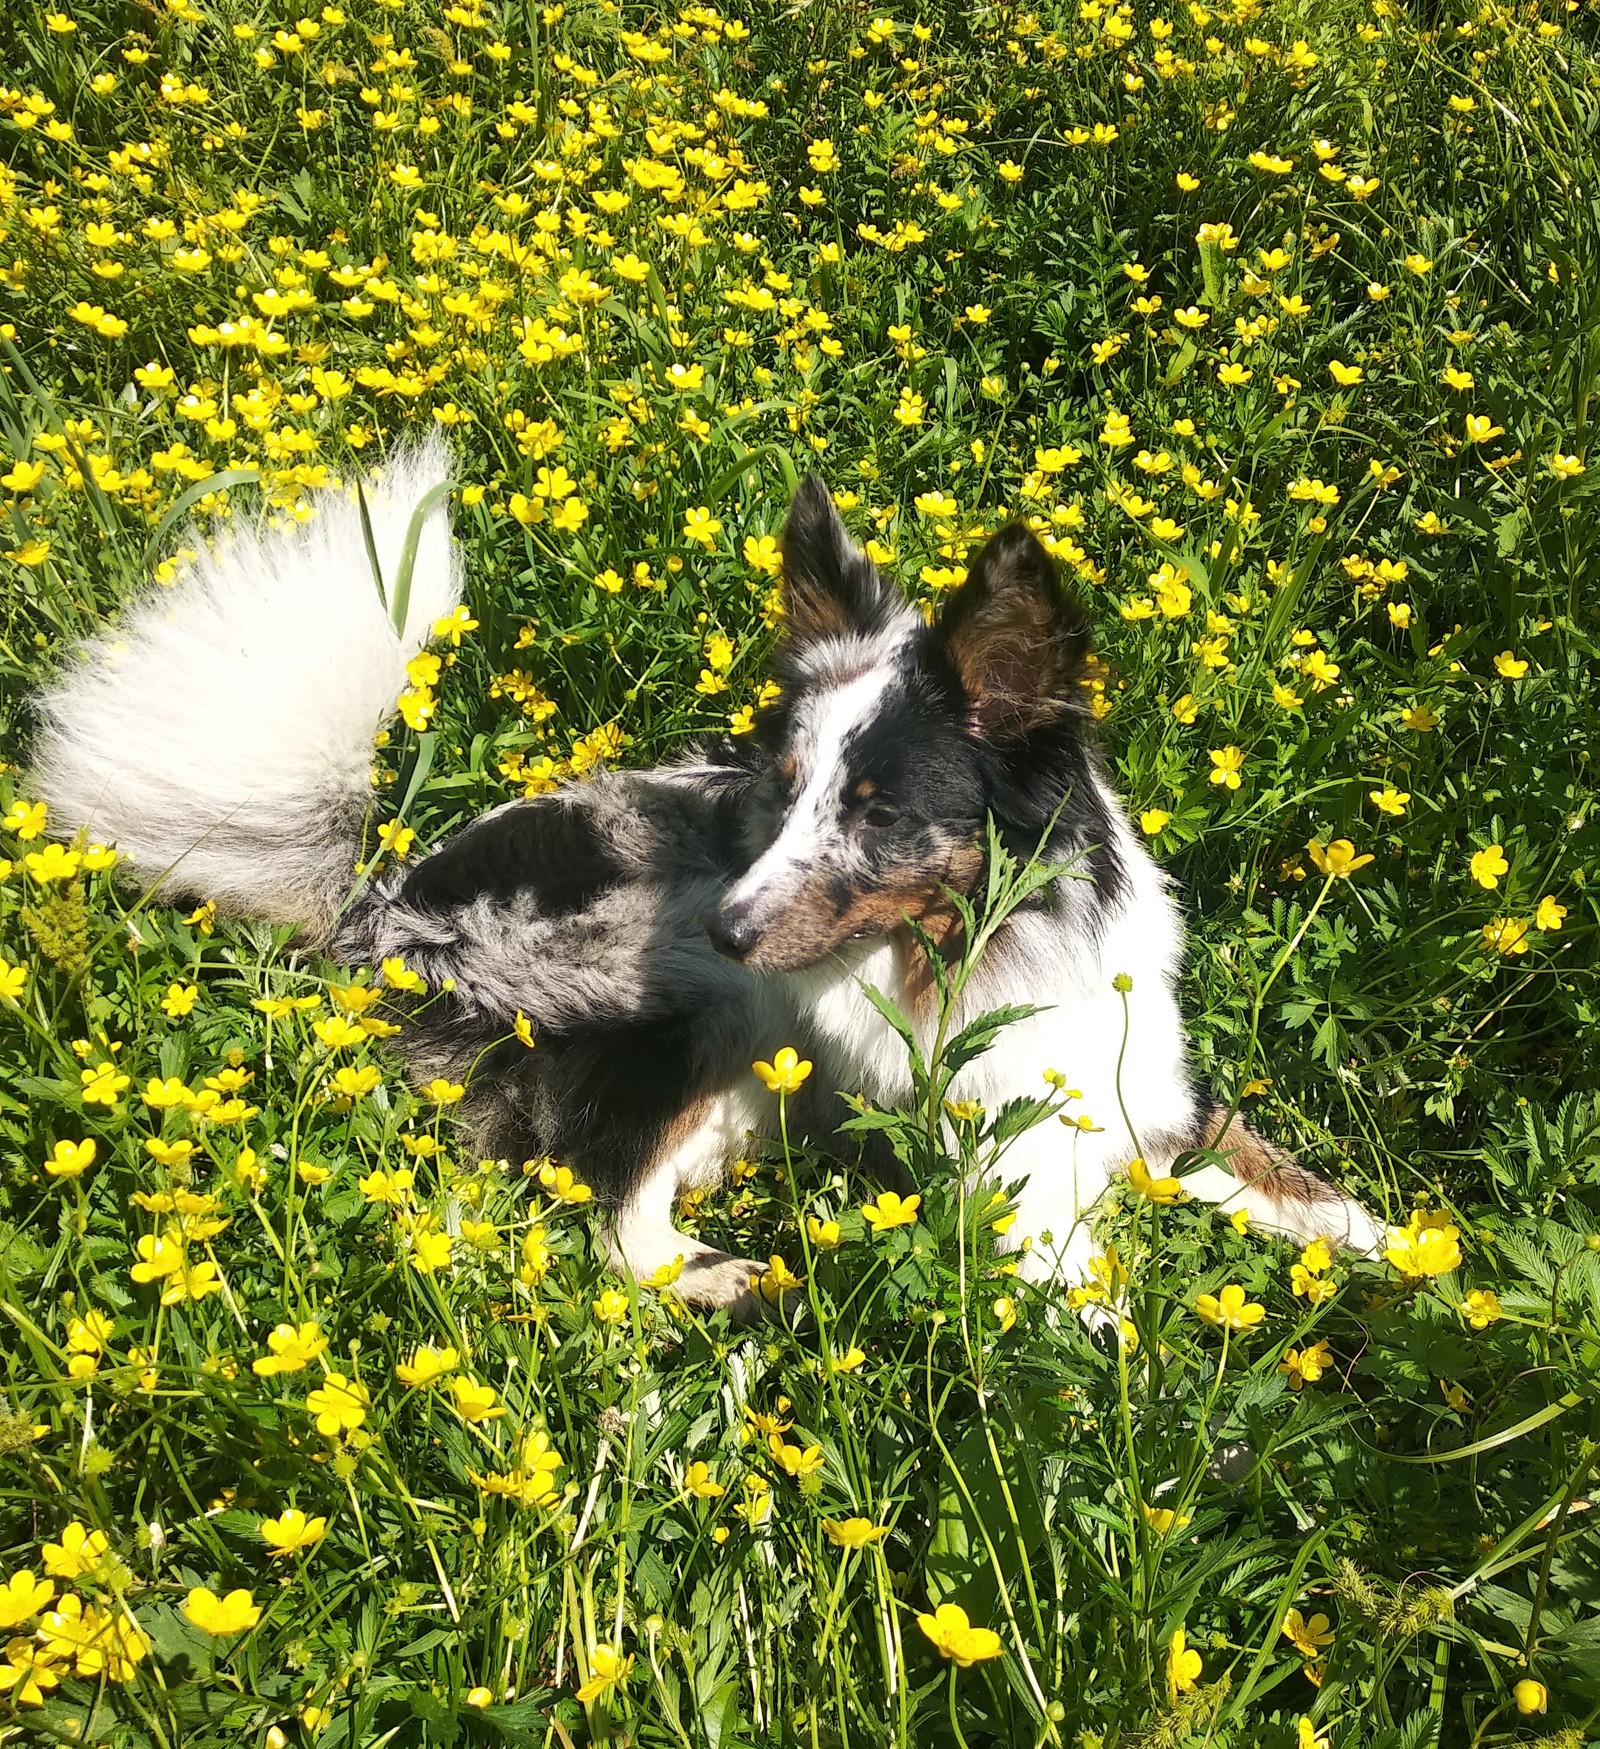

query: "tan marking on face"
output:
742 838 985 973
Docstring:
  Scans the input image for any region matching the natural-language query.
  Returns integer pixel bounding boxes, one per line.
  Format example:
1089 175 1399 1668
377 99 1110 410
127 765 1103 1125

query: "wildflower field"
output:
3 0 1600 1741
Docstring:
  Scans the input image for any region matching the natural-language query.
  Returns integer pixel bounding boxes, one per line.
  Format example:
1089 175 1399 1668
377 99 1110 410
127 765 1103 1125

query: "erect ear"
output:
934 523 1092 737
779 474 892 646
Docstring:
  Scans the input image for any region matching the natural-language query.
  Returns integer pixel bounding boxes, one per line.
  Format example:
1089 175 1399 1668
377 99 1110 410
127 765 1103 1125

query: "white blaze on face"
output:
724 663 897 925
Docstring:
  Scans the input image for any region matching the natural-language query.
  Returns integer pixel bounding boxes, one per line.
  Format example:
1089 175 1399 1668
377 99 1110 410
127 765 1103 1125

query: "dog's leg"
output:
1170 1106 1385 1256
993 1128 1114 1299
609 1088 769 1315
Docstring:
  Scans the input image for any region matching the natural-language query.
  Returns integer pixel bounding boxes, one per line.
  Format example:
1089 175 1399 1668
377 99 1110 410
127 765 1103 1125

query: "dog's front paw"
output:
676 1251 770 1322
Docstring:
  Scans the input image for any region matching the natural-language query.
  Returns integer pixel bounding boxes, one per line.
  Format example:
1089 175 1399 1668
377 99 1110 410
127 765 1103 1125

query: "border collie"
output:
31 439 1382 1312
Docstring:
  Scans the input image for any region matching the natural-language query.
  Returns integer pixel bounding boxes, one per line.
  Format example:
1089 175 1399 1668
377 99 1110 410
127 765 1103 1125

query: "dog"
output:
31 438 1383 1313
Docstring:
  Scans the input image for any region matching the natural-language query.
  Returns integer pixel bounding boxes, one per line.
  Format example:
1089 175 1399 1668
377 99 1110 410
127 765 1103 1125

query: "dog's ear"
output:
779 475 892 645
934 523 1092 737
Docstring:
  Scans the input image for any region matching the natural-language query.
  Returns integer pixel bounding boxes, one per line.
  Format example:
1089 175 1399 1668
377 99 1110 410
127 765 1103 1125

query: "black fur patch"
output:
777 475 903 649
433 1003 782 1212
397 798 624 917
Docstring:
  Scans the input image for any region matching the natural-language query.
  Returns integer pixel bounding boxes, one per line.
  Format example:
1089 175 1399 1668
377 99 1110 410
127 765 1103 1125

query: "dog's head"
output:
708 475 1098 974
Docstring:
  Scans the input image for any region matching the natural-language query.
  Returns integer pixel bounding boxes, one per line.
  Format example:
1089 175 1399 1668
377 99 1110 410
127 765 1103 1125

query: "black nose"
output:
708 904 761 961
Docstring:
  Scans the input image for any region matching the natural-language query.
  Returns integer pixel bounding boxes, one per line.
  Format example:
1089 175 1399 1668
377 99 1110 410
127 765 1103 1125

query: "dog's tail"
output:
30 436 460 945
1180 1106 1386 1256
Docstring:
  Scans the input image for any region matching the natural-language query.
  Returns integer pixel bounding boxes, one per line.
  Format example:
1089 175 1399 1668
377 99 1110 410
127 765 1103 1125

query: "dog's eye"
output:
862 801 902 831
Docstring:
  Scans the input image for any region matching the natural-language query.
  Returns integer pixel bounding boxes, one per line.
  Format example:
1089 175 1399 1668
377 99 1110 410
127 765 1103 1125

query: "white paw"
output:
674 1252 768 1319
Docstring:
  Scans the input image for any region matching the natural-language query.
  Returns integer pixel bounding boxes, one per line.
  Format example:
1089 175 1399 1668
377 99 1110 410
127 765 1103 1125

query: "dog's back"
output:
342 749 802 1207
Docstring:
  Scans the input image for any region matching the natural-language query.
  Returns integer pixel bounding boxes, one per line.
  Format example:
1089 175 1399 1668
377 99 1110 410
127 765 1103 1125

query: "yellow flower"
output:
1297 1719 1330 1749
451 1378 505 1423
396 1344 459 1387
0 1636 60 1706
822 1517 888 1550
3 800 47 839
1291 1264 1337 1305
1384 1210 1463 1278
1464 413 1504 444
260 1508 328 1556
421 1077 465 1104
639 1254 684 1289
313 1015 366 1050
304 1372 369 1436
252 1321 328 1376
593 1288 630 1325
1142 1501 1192 1534
1140 808 1171 836
768 1433 825 1478
576 1643 633 1705
1481 916 1530 957
44 1138 96 1179
1469 845 1509 889
1535 895 1567 931
1493 650 1528 679
1126 1155 1183 1204
0 1571 54 1629
42 1523 110 1579
1369 786 1410 816
1549 453 1585 480
917 1602 1002 1668
1513 1679 1548 1715
685 1461 725 1499
752 1254 802 1304
683 506 722 548
1208 746 1245 790
130 1233 185 1285
1279 1342 1333 1390
1328 360 1363 386
81 1062 129 1106
24 842 82 883
1166 1626 1203 1699
160 982 199 1017
752 1046 812 1094
1307 838 1374 879
1460 1288 1501 1329
1195 1284 1265 1331
743 533 781 575
0 956 26 1002
861 1190 920 1232
806 1215 843 1249
1280 1608 1335 1658
534 1158 594 1204
183 1587 261 1636
410 1226 454 1272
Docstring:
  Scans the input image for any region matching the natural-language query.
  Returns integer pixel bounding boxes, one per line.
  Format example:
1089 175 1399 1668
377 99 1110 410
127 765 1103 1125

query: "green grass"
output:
2 0 1600 1743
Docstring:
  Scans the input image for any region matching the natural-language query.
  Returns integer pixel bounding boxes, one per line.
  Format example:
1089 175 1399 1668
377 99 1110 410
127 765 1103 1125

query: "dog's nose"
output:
708 904 761 961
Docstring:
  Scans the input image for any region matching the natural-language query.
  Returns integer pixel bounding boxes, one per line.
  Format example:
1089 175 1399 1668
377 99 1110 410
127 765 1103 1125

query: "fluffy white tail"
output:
31 436 460 940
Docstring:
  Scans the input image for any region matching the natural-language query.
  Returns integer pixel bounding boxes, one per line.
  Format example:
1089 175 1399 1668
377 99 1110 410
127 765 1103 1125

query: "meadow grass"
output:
1 0 1599 1742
